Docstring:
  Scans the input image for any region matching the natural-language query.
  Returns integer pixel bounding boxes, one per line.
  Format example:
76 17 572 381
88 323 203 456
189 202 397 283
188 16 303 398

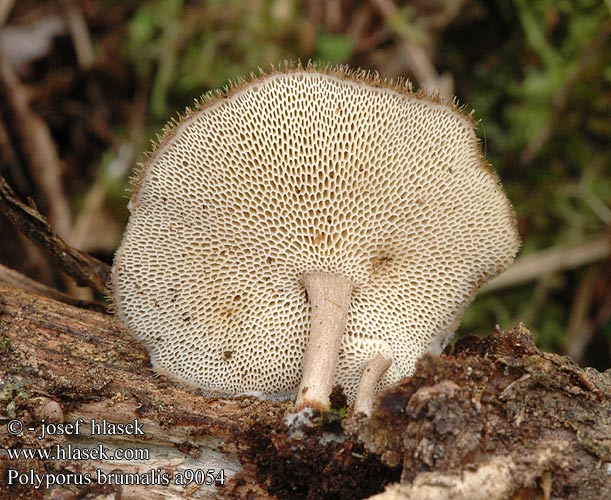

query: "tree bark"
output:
0 283 282 500
362 325 611 500
2 283 610 500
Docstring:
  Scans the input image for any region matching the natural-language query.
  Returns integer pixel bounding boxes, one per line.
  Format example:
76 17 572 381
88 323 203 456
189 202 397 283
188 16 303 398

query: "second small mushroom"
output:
111 66 520 413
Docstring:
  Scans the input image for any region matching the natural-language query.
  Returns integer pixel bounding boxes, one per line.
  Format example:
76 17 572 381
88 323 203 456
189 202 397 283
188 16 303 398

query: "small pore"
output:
371 254 393 274
221 307 235 319
313 231 325 245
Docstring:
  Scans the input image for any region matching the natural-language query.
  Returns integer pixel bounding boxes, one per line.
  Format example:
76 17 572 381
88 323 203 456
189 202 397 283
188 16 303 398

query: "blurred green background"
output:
1 0 610 369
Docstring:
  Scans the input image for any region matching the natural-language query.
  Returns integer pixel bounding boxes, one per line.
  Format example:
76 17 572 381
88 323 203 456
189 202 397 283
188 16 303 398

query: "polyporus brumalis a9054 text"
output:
111 65 520 412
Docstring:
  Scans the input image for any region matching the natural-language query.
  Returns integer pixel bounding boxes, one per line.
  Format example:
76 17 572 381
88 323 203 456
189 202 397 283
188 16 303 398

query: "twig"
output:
563 265 599 362
582 187 611 225
517 275 553 327
60 0 95 69
0 115 28 192
370 0 453 98
0 53 72 239
483 235 610 293
70 143 133 251
0 173 111 295
0 0 15 26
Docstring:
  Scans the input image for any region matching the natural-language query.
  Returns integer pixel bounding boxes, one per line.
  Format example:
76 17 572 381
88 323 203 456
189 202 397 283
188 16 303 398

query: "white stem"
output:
353 353 392 417
294 271 353 411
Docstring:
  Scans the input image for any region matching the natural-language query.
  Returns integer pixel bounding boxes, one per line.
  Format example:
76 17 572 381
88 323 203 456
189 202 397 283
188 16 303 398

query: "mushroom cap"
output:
111 66 520 401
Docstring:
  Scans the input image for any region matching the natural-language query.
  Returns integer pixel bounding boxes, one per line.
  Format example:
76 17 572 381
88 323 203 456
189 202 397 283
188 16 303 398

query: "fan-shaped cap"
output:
111 66 520 402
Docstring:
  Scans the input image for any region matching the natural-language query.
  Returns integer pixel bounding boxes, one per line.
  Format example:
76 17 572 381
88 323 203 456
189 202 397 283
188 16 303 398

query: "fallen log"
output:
362 326 611 500
1 283 610 500
0 282 282 499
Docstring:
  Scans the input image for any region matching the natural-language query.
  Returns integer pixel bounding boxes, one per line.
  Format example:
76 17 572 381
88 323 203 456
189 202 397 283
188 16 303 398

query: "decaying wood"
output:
0 282 287 499
362 325 611 500
2 283 611 500
368 443 566 500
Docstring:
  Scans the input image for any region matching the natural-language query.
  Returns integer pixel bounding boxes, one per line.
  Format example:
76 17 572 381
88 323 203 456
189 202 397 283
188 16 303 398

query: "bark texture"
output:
362 325 611 500
0 283 283 499
1 284 610 500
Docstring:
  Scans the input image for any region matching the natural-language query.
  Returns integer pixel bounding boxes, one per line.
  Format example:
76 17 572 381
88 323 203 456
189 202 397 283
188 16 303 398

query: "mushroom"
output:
353 353 393 417
111 65 520 412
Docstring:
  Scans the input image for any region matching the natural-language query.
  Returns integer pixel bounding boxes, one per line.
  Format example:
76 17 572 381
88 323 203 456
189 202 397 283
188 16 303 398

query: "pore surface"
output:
112 70 518 401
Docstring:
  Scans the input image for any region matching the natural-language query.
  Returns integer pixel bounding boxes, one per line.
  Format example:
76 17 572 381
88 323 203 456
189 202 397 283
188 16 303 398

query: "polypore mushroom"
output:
111 65 520 412
353 353 393 417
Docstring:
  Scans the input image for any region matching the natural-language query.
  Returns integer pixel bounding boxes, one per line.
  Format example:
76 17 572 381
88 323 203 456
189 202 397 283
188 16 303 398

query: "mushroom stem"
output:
353 353 392 417
295 271 354 411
